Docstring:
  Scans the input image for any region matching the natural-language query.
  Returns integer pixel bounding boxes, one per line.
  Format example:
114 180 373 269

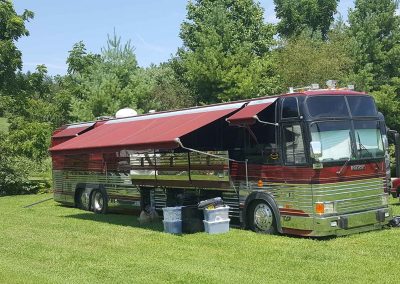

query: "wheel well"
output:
243 192 282 233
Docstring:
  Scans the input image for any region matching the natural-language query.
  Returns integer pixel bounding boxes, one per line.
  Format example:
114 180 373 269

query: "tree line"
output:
1 0 399 195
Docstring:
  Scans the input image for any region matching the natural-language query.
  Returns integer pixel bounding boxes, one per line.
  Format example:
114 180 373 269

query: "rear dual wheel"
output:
77 189 107 214
91 189 108 214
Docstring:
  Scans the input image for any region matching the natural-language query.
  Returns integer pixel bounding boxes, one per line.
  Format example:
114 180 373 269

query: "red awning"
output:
226 97 277 125
50 102 245 154
52 122 95 138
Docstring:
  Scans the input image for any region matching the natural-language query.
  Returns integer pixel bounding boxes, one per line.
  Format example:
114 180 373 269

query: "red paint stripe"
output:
282 228 313 236
279 208 310 217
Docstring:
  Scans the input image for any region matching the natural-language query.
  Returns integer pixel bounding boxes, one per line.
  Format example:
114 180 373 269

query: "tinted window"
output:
283 124 306 165
307 96 349 118
347 96 377 116
282 97 299 118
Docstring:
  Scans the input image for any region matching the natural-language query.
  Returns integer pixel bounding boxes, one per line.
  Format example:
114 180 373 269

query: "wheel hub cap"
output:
93 192 103 210
254 204 273 231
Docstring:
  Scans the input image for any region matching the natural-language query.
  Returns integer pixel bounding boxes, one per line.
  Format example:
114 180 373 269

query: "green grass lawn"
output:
0 117 9 133
1 194 400 283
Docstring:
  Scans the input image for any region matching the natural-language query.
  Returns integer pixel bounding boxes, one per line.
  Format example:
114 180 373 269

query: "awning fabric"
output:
226 97 277 125
50 102 245 154
52 122 95 138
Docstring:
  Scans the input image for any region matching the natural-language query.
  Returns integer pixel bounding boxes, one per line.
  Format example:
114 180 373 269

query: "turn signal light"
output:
257 180 263 187
315 202 335 214
315 202 324 214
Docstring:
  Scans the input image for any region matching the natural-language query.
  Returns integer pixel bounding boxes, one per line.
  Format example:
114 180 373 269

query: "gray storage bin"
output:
204 206 230 222
162 206 182 222
203 218 230 234
163 220 182 234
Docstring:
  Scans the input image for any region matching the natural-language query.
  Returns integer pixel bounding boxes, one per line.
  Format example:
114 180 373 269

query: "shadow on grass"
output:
65 212 164 232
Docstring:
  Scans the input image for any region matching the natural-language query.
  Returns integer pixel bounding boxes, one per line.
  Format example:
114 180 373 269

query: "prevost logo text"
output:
351 165 366 171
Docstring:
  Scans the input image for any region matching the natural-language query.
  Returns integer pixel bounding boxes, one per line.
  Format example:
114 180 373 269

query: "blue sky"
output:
13 0 355 75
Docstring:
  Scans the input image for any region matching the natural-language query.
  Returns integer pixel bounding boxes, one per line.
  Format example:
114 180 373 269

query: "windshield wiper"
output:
336 156 351 176
357 132 381 171
337 134 352 176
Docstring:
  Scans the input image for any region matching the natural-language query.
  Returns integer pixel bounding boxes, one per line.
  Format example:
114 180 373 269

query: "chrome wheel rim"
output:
254 203 273 231
93 192 103 211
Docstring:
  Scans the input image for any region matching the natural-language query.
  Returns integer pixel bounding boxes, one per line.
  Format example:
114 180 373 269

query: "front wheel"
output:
248 201 276 234
91 189 108 214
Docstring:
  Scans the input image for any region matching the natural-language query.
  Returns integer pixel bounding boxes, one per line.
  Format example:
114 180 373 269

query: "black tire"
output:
77 189 91 211
248 200 276 234
91 189 108 214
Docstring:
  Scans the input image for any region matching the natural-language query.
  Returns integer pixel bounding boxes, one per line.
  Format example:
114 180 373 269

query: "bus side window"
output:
283 124 306 165
282 97 299 118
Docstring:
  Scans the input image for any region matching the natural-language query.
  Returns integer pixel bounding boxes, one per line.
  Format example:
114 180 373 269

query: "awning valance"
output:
226 98 277 125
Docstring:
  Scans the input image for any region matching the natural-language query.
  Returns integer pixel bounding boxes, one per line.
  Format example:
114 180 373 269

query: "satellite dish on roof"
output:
115 108 137 118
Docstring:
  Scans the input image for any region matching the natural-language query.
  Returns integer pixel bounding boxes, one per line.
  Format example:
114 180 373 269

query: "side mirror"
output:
310 141 322 160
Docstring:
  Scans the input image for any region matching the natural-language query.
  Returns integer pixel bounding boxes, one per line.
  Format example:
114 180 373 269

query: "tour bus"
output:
50 87 392 236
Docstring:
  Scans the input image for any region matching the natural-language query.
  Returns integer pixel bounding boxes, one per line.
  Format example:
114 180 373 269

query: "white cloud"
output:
135 34 167 54
24 62 66 70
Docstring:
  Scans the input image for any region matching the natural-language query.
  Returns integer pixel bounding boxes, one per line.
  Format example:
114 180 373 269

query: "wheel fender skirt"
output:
243 191 283 233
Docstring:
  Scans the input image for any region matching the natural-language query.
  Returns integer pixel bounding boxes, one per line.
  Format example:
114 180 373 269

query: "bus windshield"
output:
354 121 384 158
310 121 352 162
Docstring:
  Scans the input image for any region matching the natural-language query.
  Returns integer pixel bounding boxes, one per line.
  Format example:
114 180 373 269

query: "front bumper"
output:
312 207 391 237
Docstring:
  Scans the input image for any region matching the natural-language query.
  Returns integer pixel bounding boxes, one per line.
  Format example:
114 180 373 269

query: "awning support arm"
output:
254 115 279 127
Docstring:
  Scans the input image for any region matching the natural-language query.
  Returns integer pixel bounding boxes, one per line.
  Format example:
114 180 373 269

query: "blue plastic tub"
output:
163 220 182 234
162 206 182 222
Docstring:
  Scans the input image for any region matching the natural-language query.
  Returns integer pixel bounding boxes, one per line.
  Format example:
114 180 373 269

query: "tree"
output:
275 24 354 89
176 0 279 104
372 81 400 132
348 0 400 91
0 135 40 195
67 33 141 121
136 64 194 112
66 41 101 75
274 0 339 39
0 0 34 93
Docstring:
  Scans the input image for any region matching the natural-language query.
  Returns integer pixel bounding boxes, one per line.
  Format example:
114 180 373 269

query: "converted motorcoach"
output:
50 88 391 236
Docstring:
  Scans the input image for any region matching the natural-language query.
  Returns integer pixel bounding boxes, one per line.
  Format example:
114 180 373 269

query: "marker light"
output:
311 84 319 90
257 180 263 187
315 202 324 214
315 202 335 214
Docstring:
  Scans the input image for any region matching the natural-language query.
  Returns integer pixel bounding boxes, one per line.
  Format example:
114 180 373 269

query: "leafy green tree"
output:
176 0 279 104
66 41 101 75
7 117 52 162
137 64 194 112
274 0 339 39
0 0 33 93
0 135 40 195
348 0 400 91
67 34 142 121
275 25 354 89
372 79 400 132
